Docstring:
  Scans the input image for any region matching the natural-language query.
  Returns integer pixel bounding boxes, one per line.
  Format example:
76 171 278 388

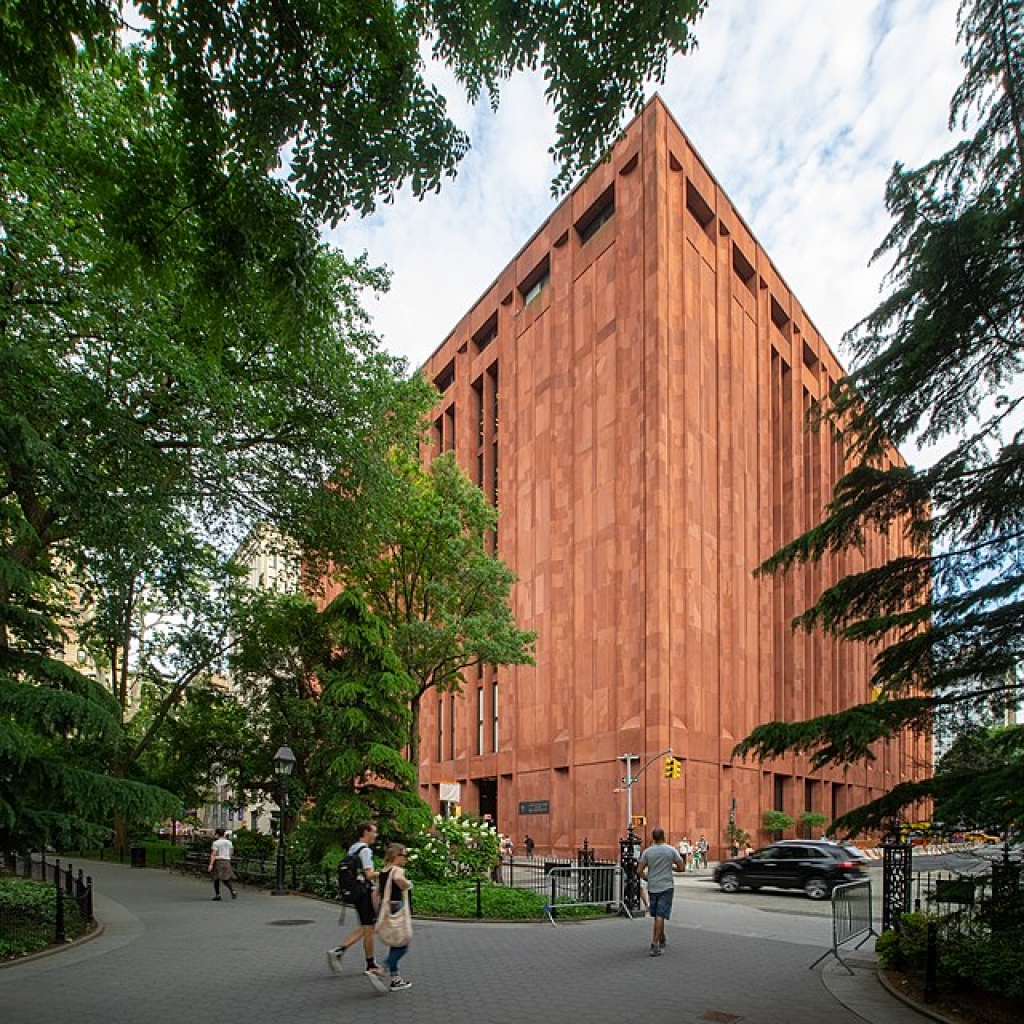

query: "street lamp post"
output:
272 744 296 895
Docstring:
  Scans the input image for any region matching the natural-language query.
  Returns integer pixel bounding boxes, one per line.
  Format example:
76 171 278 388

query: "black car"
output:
713 840 866 900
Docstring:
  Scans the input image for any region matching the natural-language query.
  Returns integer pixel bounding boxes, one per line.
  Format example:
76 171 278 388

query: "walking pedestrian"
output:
326 822 387 990
207 828 236 901
637 827 686 956
524 835 535 859
376 844 414 991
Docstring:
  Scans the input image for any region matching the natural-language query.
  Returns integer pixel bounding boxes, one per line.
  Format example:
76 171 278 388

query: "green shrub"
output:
409 880 608 920
762 810 793 833
0 877 84 959
408 814 502 882
878 911 1024 1001
230 830 276 860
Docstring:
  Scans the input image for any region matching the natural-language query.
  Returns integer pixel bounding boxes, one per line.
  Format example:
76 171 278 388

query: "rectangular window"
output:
472 376 484 447
444 405 455 452
686 180 715 236
518 255 551 306
491 678 499 752
473 313 498 353
575 185 615 244
434 360 455 394
732 243 756 294
448 694 457 761
476 686 484 755
437 697 444 762
773 774 787 812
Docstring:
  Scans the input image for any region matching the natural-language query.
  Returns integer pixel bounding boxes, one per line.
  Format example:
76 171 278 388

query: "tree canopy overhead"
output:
0 0 708 223
736 0 1024 838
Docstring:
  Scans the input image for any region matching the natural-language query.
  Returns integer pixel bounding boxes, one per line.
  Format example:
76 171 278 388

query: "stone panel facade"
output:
416 97 930 860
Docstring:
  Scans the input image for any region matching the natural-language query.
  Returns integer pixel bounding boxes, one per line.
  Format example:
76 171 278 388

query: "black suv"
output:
713 840 866 900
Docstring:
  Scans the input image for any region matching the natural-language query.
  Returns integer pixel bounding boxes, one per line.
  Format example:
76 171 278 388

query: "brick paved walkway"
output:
1 860 935 1024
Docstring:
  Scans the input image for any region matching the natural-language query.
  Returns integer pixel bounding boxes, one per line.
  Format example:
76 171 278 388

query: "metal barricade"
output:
542 863 632 925
809 879 877 973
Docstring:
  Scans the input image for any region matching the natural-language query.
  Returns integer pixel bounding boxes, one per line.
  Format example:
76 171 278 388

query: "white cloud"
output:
329 0 963 371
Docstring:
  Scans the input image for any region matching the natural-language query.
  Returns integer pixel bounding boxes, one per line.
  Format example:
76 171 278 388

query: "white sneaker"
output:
365 968 389 994
326 947 345 974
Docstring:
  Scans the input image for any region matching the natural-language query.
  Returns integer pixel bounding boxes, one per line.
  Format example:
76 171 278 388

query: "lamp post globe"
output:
272 745 296 894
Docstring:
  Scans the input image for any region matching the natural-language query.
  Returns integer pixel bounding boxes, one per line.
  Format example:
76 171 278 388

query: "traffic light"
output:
672 757 682 779
664 756 675 779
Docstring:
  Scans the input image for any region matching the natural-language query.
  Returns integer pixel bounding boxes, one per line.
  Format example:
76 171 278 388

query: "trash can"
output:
130 845 147 868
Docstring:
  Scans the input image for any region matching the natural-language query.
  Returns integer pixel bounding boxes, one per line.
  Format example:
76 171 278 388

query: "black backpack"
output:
337 843 368 904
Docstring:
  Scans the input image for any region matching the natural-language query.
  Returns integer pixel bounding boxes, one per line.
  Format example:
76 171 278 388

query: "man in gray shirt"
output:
638 827 686 956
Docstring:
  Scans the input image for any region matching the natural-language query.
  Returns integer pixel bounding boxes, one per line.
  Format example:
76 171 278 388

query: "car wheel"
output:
719 872 741 894
804 876 830 901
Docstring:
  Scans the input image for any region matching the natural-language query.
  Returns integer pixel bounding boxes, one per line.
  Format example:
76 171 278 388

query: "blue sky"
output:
327 0 963 376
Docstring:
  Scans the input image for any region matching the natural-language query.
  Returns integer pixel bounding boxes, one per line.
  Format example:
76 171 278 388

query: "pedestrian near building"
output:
694 834 709 870
326 822 387 990
677 836 692 871
638 827 686 956
207 828 236 901
376 844 414 991
524 835 535 859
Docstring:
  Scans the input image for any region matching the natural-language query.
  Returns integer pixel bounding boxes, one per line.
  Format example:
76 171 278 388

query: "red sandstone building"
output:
416 97 929 859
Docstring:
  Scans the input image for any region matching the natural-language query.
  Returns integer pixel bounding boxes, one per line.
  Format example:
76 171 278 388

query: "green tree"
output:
734 0 1024 837
762 809 793 838
232 590 432 855
1 1 708 222
324 452 536 779
0 52 431 853
933 724 1023 832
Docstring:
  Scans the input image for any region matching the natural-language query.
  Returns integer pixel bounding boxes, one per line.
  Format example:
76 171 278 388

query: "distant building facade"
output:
415 97 929 859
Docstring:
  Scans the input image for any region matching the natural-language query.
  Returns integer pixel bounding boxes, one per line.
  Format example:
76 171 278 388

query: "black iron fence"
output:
0 853 96 958
885 858 1023 1021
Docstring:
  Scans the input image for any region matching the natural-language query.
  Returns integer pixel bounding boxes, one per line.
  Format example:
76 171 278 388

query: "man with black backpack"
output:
327 821 387 990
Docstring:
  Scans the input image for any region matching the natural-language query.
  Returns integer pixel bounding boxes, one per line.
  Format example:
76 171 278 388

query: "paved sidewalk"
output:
1 860 941 1024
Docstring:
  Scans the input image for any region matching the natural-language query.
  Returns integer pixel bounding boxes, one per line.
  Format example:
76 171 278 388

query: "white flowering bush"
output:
408 814 502 882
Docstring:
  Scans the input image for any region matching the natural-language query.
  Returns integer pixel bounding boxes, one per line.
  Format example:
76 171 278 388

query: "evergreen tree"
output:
231 590 431 854
735 0 1024 837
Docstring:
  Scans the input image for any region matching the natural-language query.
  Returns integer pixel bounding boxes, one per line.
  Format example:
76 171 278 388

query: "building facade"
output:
416 97 930 859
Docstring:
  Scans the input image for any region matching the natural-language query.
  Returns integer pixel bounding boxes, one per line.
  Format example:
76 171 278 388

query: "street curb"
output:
875 967 959 1024
0 921 106 970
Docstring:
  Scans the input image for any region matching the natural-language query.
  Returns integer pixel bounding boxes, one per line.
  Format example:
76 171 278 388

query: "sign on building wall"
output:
440 782 462 803
518 800 550 815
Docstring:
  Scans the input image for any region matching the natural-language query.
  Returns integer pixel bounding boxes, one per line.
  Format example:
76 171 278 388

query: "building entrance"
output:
476 778 497 826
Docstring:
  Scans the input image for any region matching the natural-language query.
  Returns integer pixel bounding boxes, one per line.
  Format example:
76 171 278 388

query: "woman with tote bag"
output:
375 843 414 991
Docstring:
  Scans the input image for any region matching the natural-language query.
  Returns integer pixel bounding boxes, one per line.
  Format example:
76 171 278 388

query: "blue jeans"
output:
385 944 408 975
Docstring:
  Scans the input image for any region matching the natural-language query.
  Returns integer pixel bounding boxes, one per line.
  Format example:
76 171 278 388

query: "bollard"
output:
55 880 66 944
475 876 483 919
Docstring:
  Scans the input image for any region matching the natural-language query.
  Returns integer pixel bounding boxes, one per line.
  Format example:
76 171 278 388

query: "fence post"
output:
55 872 66 944
619 827 641 914
881 837 912 932
475 876 483 919
924 920 938 1003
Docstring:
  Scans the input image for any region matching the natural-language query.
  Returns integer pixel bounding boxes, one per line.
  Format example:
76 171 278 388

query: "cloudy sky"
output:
327 1 965 375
